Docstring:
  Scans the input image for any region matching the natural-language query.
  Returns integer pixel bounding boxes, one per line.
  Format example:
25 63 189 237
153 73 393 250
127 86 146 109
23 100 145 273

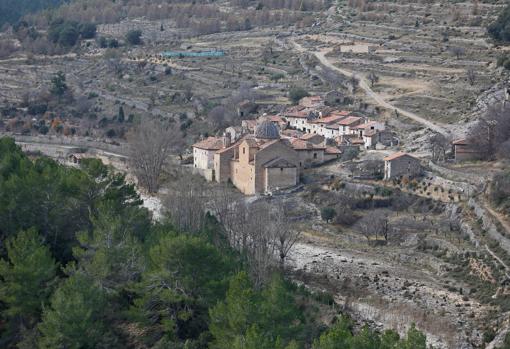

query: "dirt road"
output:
290 39 450 136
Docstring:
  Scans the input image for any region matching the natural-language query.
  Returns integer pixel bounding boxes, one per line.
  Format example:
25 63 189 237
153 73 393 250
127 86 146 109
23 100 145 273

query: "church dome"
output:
254 120 280 139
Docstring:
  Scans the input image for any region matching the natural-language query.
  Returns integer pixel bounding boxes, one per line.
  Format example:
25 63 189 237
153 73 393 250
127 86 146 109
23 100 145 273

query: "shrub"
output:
321 207 336 223
126 30 142 45
488 3 510 42
288 86 309 104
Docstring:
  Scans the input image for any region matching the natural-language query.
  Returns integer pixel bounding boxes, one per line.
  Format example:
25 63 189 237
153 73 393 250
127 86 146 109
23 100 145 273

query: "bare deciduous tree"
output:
430 133 450 162
367 72 379 87
356 211 390 243
165 172 209 234
467 104 510 160
350 74 359 93
128 118 183 193
449 46 465 60
271 203 301 269
467 68 476 86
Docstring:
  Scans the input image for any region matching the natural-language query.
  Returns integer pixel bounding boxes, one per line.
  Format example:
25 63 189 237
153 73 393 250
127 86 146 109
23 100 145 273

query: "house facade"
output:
383 152 422 180
452 139 484 162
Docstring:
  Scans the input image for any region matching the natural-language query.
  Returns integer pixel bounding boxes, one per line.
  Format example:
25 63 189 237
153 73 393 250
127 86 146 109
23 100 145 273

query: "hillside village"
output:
194 93 429 195
2 0 510 348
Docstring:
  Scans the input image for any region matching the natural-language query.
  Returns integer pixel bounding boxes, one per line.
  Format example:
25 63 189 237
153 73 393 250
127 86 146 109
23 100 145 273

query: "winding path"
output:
290 39 450 136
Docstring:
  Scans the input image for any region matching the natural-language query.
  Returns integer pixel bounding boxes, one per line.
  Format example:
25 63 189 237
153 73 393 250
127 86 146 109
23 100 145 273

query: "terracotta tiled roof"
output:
383 152 419 161
290 138 325 150
452 139 468 145
300 133 324 140
353 121 379 129
327 110 350 117
282 106 314 118
282 129 302 138
363 129 378 137
309 114 347 125
263 157 297 168
351 138 365 144
193 137 224 150
325 146 342 154
338 116 362 126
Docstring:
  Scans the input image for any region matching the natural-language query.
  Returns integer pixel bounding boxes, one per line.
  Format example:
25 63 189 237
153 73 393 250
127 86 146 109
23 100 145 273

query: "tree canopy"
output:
0 137 431 348
488 3 510 42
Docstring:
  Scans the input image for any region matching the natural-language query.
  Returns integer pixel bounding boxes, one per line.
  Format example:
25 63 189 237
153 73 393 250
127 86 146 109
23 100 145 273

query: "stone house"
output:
300 133 325 145
324 90 346 106
352 121 385 138
452 139 484 162
338 116 363 135
299 95 324 108
383 152 422 180
307 114 348 136
283 107 319 131
362 130 378 149
192 136 228 180
290 138 326 168
237 100 258 118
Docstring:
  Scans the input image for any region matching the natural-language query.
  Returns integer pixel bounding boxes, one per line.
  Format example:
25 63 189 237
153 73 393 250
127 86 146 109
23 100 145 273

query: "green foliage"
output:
118 106 125 122
321 207 336 223
126 29 142 45
0 229 57 328
313 318 424 349
130 234 236 345
488 3 510 42
0 0 64 27
50 71 67 97
497 55 510 70
0 137 431 349
73 205 145 292
38 272 114 349
289 87 309 104
209 272 303 349
0 138 148 263
48 19 97 47
79 22 97 39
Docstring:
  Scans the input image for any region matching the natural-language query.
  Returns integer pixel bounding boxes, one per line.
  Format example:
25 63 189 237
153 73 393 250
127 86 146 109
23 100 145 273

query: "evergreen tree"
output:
73 205 144 293
312 316 353 349
380 330 400 349
118 106 125 123
50 71 68 97
209 272 261 349
0 229 57 331
209 273 303 349
38 273 114 349
131 234 234 344
397 323 426 349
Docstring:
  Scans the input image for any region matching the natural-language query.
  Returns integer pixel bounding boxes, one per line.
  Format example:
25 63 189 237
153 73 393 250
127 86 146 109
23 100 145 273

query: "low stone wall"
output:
2 133 128 156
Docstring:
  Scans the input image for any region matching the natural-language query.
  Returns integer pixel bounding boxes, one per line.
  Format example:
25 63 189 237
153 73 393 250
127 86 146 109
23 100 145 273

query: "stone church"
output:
214 120 300 195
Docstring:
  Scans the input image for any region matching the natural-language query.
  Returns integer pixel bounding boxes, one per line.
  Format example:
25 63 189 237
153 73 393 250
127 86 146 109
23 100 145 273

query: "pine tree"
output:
37 273 114 349
0 228 57 325
118 106 125 123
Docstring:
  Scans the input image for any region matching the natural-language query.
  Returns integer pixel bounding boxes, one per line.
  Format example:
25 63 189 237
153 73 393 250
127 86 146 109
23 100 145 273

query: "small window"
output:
280 167 283 172
243 147 246 155
313 153 317 159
